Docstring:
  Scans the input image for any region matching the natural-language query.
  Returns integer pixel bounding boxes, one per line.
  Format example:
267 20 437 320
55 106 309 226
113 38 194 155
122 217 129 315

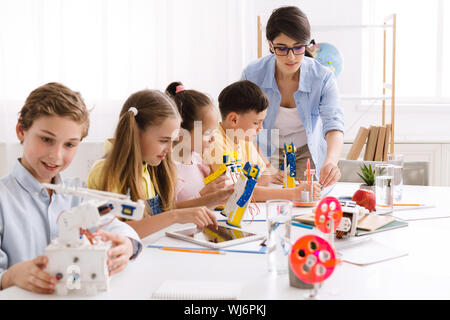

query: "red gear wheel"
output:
314 196 343 233
289 234 337 284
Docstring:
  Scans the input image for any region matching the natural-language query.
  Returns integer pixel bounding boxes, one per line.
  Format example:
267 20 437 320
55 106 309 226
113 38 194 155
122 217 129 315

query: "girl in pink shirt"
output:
166 82 234 209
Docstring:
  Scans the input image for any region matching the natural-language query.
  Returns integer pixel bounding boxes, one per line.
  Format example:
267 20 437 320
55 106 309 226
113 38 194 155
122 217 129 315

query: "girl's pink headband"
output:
175 85 185 94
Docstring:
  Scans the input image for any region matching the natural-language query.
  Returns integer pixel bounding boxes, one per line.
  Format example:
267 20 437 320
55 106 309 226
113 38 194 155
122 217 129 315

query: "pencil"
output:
291 221 314 230
160 247 224 255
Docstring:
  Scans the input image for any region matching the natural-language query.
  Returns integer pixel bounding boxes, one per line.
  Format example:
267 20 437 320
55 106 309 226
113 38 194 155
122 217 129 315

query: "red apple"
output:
352 189 376 212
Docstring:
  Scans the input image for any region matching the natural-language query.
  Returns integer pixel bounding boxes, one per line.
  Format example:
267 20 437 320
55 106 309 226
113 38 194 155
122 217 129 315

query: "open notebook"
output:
294 213 407 236
151 280 241 300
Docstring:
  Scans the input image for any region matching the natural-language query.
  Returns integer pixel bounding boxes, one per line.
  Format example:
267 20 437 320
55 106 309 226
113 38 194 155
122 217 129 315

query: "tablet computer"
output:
165 224 265 249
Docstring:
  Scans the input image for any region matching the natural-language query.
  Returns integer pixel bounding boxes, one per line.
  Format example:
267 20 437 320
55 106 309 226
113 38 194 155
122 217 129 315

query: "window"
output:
0 0 259 142
362 0 450 104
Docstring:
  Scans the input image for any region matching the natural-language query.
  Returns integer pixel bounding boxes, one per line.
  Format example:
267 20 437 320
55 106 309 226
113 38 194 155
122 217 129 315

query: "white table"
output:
1 182 450 300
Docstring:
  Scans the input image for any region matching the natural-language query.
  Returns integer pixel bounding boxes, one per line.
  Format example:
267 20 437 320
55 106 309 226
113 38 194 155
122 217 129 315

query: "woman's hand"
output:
172 206 218 230
319 161 341 188
1 256 56 293
199 175 230 196
93 230 134 276
321 131 343 188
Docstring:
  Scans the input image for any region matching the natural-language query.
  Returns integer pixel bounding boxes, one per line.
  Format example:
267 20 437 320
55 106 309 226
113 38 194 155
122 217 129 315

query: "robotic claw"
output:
41 183 144 296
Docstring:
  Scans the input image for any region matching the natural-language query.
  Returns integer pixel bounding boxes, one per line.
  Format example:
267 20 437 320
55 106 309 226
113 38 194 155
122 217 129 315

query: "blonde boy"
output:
0 83 142 293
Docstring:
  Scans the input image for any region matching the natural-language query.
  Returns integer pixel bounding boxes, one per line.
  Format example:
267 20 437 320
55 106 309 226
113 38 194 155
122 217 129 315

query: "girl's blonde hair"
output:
97 89 180 217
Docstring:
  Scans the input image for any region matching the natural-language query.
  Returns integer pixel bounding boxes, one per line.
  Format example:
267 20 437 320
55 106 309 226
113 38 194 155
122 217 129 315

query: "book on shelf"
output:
346 126 369 160
363 125 379 161
374 125 386 161
383 124 392 161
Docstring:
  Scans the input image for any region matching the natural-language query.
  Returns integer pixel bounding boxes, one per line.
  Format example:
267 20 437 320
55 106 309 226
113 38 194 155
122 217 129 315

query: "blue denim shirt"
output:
0 160 143 289
241 55 344 175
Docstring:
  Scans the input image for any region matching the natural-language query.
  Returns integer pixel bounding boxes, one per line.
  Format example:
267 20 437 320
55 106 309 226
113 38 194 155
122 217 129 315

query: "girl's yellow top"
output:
87 159 156 199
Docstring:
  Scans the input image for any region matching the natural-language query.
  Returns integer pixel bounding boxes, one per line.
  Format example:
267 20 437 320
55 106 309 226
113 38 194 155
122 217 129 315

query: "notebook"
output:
151 280 241 300
355 219 408 236
293 213 408 236
357 214 395 231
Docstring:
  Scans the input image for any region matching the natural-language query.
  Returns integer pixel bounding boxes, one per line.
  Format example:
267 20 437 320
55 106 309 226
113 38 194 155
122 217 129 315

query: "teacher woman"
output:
241 6 344 188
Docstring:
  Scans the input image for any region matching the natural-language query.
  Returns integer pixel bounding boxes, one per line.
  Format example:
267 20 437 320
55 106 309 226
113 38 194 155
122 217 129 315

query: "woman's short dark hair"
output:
266 6 313 57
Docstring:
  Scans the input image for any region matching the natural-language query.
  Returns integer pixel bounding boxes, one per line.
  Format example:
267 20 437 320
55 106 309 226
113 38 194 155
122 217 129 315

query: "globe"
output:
310 42 343 77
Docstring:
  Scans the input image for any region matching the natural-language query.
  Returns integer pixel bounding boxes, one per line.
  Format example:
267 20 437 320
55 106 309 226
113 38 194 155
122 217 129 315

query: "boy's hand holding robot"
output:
41 183 144 295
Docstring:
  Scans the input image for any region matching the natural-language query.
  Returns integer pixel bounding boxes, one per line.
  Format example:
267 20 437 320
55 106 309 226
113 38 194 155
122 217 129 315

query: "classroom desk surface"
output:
1 182 450 300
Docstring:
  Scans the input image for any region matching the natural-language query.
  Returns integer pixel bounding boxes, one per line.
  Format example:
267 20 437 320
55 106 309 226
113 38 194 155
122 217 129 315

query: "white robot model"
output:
41 183 144 296
335 200 369 238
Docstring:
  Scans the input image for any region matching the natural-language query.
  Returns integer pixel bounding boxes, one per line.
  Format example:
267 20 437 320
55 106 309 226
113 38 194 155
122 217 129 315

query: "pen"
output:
291 221 314 230
394 204 424 206
148 245 266 254
160 248 225 255
393 204 435 211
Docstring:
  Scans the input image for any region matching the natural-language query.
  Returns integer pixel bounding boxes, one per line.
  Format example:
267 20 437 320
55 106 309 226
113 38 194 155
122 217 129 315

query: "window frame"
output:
362 0 450 106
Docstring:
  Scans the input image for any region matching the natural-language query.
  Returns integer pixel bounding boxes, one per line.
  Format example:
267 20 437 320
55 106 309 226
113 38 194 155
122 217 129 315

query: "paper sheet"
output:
337 238 408 266
151 280 241 300
392 206 450 221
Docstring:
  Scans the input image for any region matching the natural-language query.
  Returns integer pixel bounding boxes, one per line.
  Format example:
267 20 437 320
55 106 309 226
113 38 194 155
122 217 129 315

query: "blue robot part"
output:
236 178 258 207
281 142 297 178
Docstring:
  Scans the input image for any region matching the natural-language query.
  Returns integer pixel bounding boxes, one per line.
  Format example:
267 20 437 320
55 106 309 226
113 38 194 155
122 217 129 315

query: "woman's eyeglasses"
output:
271 39 315 56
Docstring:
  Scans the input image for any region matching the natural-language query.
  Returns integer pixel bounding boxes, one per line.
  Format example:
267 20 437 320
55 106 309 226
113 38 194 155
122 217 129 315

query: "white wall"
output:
1 0 448 183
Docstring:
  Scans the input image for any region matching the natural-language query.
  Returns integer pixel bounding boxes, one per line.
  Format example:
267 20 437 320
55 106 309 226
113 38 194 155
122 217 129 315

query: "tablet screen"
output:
175 226 256 244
